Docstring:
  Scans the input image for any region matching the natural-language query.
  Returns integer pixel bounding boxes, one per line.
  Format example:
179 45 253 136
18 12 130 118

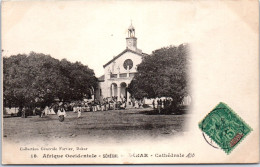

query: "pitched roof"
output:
103 49 149 68
98 75 105 82
142 52 150 57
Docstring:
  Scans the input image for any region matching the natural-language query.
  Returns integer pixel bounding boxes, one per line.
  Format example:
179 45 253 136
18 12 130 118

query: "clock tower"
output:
126 22 137 51
97 22 148 104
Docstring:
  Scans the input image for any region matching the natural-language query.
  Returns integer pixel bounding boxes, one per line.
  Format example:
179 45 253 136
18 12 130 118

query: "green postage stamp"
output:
199 102 252 154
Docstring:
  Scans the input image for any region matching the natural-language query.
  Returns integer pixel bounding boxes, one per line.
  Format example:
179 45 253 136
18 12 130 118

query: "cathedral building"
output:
95 23 149 103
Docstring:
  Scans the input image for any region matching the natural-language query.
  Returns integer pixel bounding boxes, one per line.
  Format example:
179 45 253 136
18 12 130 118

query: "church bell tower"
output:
126 22 137 51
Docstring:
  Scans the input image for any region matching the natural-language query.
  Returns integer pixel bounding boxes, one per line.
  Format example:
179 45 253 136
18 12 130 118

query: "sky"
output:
2 0 193 77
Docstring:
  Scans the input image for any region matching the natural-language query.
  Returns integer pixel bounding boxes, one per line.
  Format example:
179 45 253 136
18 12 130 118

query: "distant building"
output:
95 23 149 103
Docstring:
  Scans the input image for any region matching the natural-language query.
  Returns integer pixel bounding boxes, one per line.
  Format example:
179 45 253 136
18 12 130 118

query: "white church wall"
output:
100 51 143 101
104 51 142 77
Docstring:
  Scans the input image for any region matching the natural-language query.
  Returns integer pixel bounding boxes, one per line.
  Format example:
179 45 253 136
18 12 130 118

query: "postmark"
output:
199 102 252 154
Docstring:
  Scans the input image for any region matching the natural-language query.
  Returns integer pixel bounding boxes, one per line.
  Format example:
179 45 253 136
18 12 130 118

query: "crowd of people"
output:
72 97 126 113
21 96 175 119
42 97 172 115
16 95 184 121
72 96 144 113
40 96 145 119
152 98 174 113
17 97 178 121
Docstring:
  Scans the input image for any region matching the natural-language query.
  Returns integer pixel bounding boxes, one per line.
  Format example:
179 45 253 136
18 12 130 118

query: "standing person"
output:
132 98 135 107
96 101 100 111
103 99 106 111
100 102 104 111
158 99 162 114
103 101 106 111
160 99 163 106
135 100 138 109
73 103 77 113
58 103 66 122
152 100 155 109
41 106 49 118
95 100 98 111
92 101 96 112
21 107 26 118
162 99 166 109
138 101 141 108
78 103 82 118
98 101 101 111
75 103 78 113
81 103 84 112
106 99 109 110
166 98 170 109
108 100 112 110
86 103 90 112
114 100 117 110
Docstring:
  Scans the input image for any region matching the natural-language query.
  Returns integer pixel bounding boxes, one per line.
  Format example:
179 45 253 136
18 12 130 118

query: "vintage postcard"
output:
1 0 259 164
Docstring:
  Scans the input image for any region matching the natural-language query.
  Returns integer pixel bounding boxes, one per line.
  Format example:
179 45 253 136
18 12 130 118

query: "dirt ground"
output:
3 108 188 144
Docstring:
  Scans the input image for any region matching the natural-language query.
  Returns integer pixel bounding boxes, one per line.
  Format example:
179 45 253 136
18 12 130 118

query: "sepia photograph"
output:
1 0 259 164
2 2 191 143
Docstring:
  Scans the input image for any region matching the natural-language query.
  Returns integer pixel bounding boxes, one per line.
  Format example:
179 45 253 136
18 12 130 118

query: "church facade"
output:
95 24 149 103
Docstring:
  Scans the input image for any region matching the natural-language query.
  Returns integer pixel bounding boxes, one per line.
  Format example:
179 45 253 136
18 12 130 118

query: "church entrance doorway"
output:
110 83 118 98
120 82 127 100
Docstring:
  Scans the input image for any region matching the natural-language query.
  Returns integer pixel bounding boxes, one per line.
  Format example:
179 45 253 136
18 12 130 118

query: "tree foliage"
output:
3 52 97 108
128 44 190 108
